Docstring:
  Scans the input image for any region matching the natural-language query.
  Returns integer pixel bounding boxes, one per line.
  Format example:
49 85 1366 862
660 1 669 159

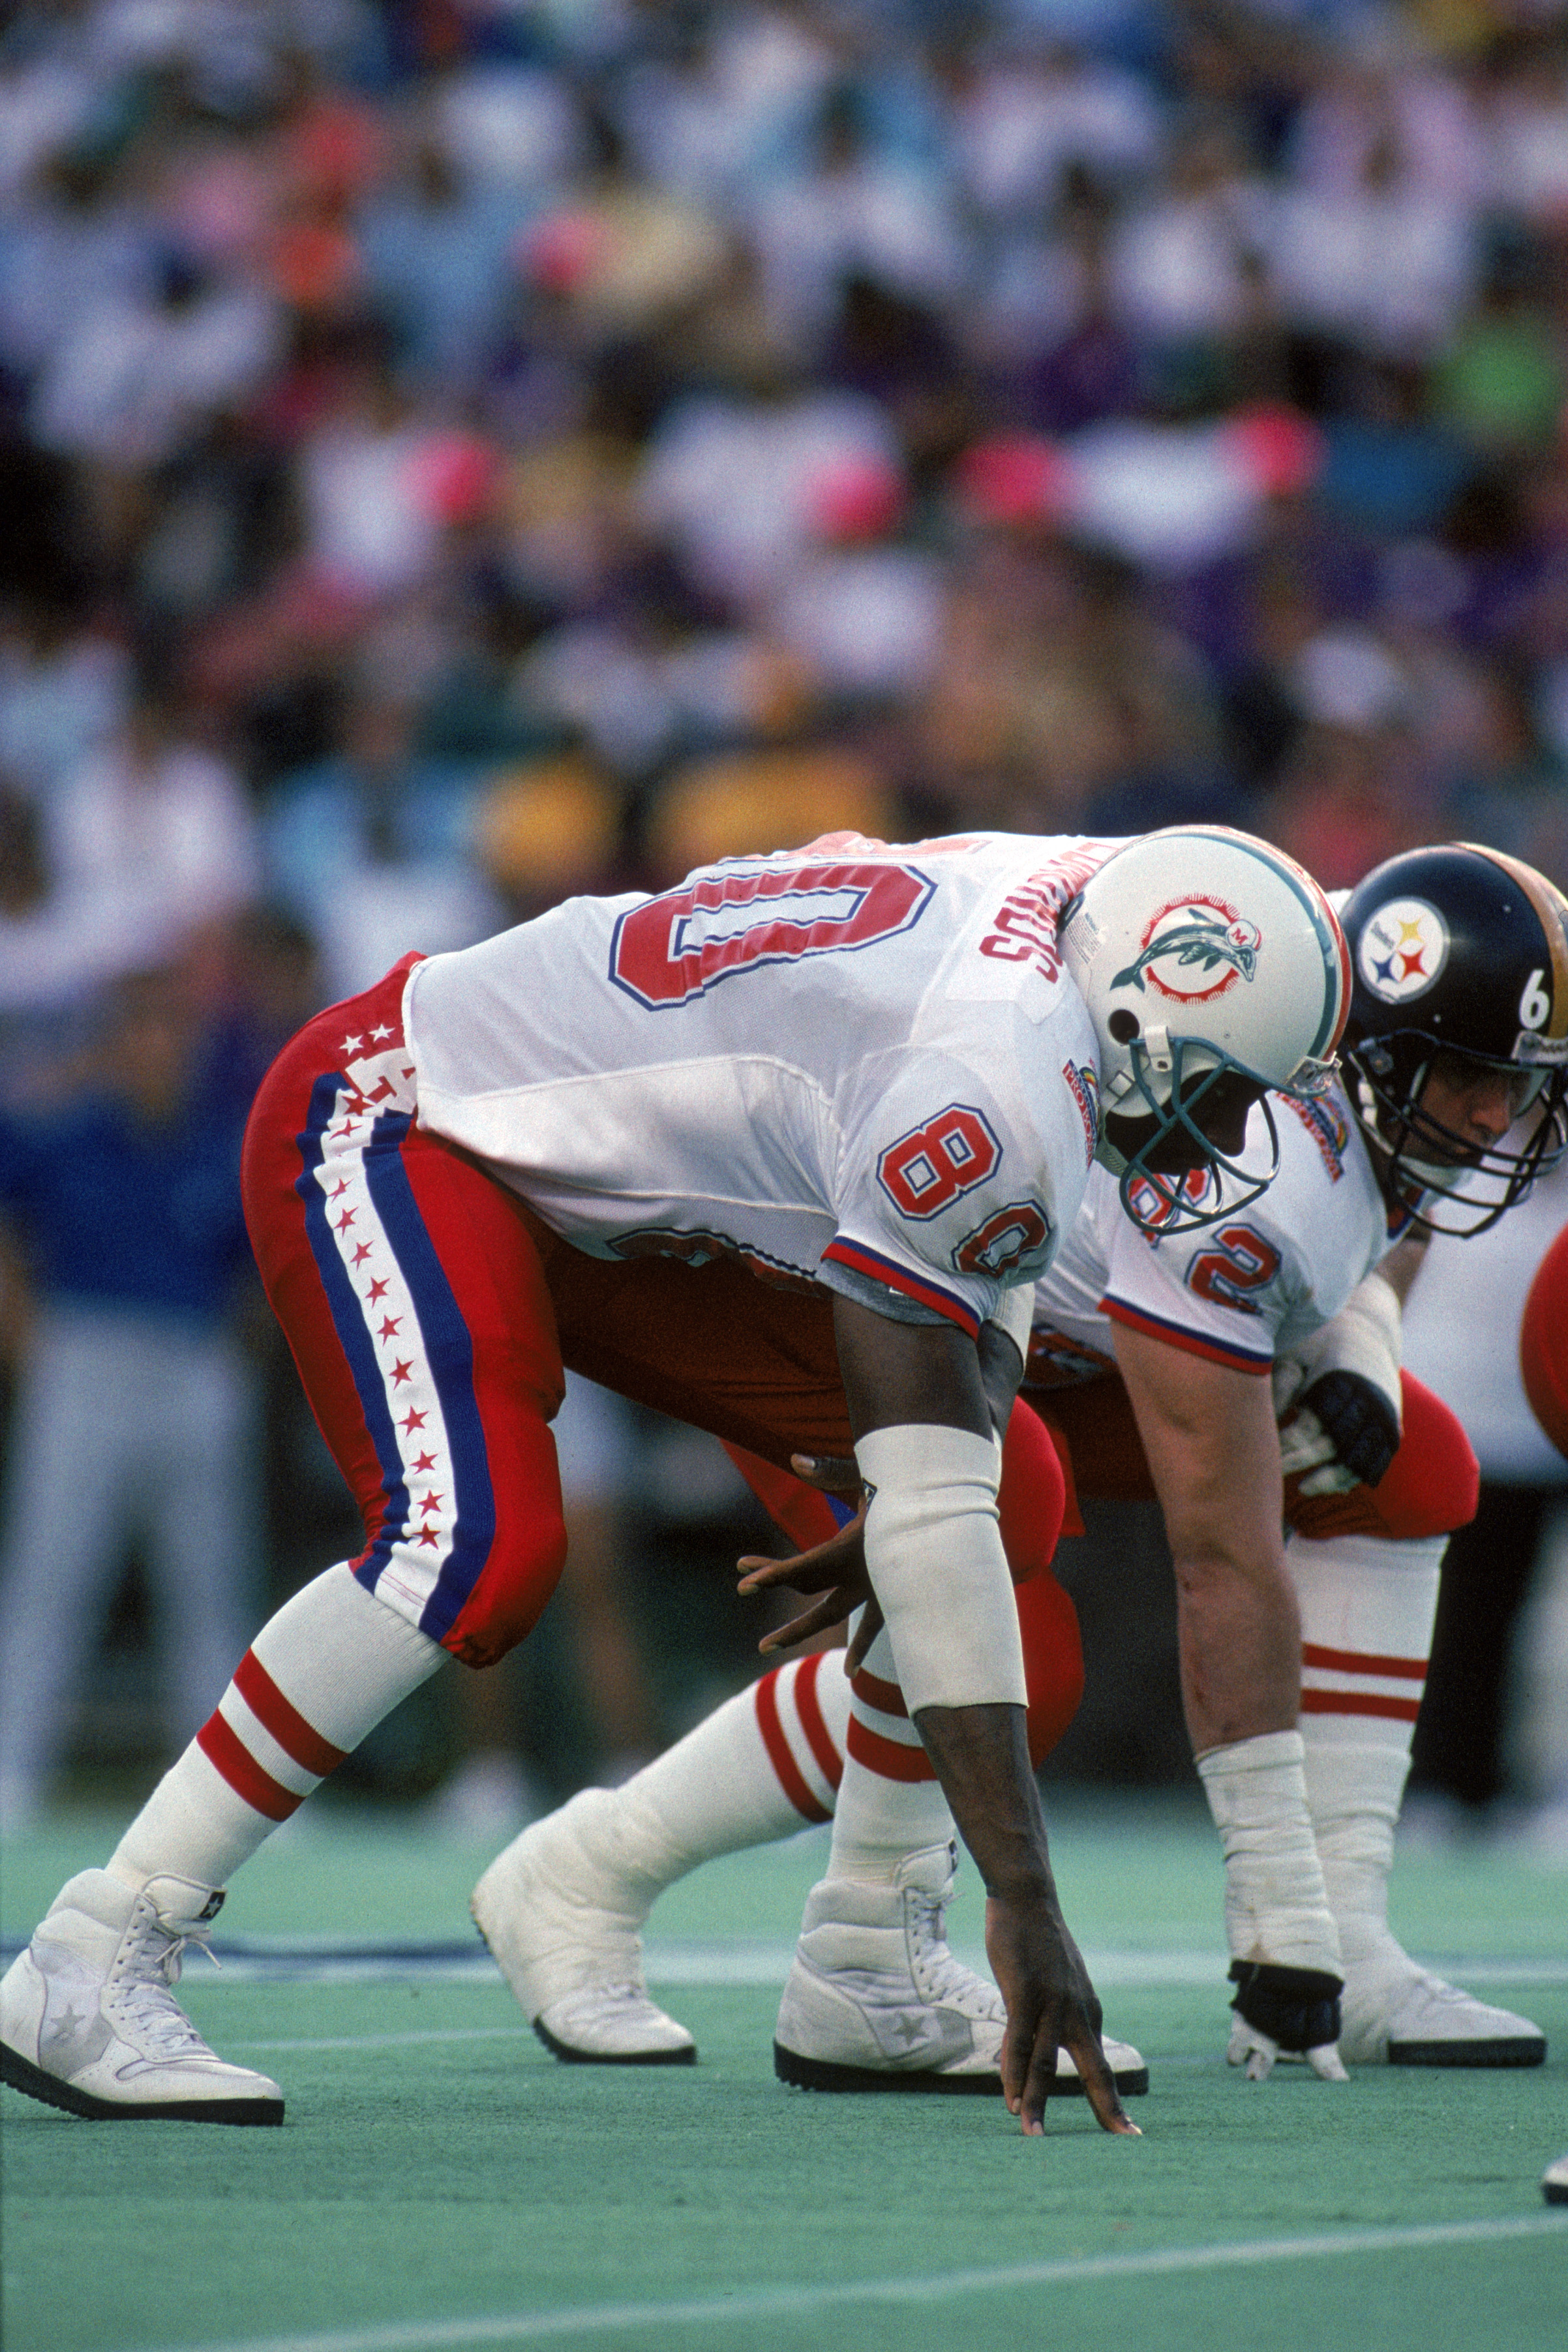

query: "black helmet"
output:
1340 842 1568 1234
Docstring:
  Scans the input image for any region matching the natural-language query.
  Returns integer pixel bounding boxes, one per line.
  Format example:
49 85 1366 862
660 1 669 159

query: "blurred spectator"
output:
260 676 504 1001
4 0 1567 1806
0 964 262 1830
40 643 260 968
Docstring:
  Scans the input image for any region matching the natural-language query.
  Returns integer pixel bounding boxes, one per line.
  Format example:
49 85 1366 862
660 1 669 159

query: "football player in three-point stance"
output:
1 824 1347 2132
473 843 1567 2090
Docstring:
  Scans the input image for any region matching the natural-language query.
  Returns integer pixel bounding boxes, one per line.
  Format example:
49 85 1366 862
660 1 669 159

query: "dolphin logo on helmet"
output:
1059 827 1349 1237
1111 902 1262 1000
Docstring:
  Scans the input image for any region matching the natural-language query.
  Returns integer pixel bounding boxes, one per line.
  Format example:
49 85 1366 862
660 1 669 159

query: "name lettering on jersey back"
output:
978 845 1111 978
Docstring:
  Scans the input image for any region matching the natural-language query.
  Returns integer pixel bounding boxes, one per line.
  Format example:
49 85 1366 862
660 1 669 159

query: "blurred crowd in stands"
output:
1 0 1565 1828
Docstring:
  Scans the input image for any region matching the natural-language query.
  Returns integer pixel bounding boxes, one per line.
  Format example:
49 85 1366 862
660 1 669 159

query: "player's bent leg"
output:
773 1625 1147 2098
1289 1528 1546 2068
0 1563 446 2122
0 1871 283 2124
474 1650 848 2060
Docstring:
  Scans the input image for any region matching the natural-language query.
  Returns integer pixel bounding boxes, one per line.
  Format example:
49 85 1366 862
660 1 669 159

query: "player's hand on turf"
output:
985 1884 1141 2139
737 1456 885 1661
1226 1960 1348 2081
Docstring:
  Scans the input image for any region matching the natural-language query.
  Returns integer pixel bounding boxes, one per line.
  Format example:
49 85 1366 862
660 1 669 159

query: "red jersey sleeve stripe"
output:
232 1650 350 1779
1101 1295 1274 1374
821 1239 981 1338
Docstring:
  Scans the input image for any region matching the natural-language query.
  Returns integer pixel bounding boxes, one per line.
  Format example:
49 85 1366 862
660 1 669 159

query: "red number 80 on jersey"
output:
610 860 934 1008
879 1105 1001 1218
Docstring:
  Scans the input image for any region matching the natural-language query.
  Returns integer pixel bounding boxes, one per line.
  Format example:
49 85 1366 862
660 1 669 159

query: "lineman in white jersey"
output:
0 823 1347 2132
472 843 1565 2089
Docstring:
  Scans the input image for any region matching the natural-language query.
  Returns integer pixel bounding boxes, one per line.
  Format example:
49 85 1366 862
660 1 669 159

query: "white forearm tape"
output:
1196 1730 1343 1976
854 1421 1025 1717
1272 1273 1402 1426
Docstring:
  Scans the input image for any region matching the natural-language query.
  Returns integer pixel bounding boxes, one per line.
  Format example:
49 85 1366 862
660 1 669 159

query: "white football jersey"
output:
405 832 1119 1340
1027 1079 1410 1387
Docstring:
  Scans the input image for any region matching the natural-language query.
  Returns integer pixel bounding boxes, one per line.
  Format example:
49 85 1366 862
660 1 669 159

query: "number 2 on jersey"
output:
610 860 934 1008
1186 1223 1282 1312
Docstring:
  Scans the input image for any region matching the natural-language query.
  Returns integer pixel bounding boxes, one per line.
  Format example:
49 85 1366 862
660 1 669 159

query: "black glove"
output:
1297 1368 1400 1491
1229 1959 1344 2054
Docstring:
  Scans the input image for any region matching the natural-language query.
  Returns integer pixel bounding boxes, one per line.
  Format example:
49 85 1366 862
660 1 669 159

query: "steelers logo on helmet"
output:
1357 897 1449 1005
1112 896 1262 1004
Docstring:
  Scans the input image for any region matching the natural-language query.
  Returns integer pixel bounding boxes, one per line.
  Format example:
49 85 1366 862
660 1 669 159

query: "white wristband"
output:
854 1422 1025 1717
1272 1273 1402 1426
1196 1730 1342 1976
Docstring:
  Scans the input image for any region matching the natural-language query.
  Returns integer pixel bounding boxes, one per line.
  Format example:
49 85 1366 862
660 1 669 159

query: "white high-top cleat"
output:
772 1841 1149 2096
0 1869 283 2122
471 1788 695 2064
1339 1929 1546 2068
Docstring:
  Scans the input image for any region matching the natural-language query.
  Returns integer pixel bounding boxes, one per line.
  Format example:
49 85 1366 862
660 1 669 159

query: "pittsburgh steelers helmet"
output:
1059 825 1350 1234
1339 843 1568 1234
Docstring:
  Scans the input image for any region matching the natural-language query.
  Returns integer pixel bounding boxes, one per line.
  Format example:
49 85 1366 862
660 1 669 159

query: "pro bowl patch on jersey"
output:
1357 897 1449 1003
1112 897 1261 1004
1062 1060 1098 1168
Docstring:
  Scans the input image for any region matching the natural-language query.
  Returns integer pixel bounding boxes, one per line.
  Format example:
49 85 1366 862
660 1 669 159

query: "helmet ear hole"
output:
1108 1008 1139 1044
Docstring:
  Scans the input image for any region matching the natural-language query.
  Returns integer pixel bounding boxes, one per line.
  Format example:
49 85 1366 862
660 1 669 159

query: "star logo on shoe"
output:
877 2009 943 2056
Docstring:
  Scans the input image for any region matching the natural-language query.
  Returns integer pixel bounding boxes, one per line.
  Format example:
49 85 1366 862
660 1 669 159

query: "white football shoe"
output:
0 1869 283 2123
1543 2154 1568 2207
1339 1935 1546 2068
773 1840 1149 2096
471 1788 695 2065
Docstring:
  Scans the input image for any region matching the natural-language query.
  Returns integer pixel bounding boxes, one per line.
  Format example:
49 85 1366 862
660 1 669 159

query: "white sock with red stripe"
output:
578 1651 853 1902
826 1625 955 1884
108 1565 445 1893
1287 1531 1444 1959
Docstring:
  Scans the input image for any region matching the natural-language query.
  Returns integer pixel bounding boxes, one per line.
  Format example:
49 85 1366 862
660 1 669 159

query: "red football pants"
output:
243 960 1074 1677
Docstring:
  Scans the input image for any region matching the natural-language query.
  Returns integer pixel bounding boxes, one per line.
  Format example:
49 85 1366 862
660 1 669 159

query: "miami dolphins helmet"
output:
1059 826 1350 1233
1338 843 1568 1235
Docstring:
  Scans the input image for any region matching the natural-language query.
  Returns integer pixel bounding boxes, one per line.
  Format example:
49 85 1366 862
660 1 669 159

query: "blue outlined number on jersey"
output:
954 1198 1051 1278
878 1105 1001 1220
1186 1223 1282 1314
609 860 935 1008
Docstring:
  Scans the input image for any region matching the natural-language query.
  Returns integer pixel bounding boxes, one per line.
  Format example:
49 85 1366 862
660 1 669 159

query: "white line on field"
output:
142 1942 1568 1989
134 2215 1568 2352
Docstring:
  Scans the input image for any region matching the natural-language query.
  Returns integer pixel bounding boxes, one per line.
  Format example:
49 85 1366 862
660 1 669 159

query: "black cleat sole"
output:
1387 2036 1546 2068
1 2040 283 2123
533 2019 697 2066
774 2042 1149 2096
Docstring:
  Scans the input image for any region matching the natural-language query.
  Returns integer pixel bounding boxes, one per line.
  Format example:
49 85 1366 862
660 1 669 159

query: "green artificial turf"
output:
3 1796 1565 2352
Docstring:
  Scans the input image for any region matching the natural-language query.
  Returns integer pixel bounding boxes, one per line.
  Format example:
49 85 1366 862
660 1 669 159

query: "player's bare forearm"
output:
915 1700 1137 2138
1171 1541 1301 1753
1113 1321 1299 1755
